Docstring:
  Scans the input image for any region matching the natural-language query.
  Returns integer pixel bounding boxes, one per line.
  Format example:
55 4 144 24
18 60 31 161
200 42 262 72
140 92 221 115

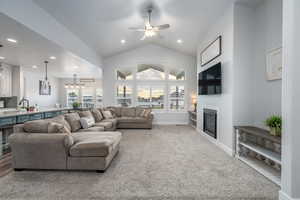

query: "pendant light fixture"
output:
64 74 85 89
41 60 51 91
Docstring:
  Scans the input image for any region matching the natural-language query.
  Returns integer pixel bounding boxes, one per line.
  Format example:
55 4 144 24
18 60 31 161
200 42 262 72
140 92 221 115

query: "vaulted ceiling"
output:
33 0 238 57
0 13 102 78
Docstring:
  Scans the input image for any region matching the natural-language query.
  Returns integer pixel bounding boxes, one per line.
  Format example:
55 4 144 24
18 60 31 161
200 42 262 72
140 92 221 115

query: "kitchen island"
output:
0 107 92 176
0 108 73 161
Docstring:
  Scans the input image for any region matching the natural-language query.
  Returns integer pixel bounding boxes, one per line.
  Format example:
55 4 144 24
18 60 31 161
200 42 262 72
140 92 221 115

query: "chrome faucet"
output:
18 97 29 110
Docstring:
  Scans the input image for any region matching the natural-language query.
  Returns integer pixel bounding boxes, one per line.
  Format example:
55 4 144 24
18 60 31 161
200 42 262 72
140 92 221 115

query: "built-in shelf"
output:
240 141 281 164
234 126 281 186
238 156 281 186
188 111 197 129
190 118 197 122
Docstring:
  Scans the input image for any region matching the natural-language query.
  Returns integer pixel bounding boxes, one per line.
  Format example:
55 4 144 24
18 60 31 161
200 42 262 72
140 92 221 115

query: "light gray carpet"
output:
0 125 279 200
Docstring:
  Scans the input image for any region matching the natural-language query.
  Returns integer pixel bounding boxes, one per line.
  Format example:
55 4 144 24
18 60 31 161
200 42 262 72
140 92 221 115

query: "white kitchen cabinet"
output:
0 64 12 97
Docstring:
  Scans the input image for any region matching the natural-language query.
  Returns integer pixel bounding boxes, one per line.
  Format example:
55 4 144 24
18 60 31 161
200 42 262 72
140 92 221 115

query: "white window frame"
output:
113 64 187 112
65 87 103 108
168 84 185 112
115 68 134 81
95 88 103 107
136 84 166 111
66 88 80 107
115 84 133 107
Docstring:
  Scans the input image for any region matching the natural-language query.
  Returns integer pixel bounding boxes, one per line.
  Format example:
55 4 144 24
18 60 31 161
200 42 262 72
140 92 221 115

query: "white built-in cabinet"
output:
0 64 12 97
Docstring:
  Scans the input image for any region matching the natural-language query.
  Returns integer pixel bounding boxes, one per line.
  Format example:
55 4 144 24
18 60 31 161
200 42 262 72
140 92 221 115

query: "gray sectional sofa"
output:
8 107 153 172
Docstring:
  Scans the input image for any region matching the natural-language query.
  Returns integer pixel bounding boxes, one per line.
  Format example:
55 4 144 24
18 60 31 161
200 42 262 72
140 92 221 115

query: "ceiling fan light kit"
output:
129 8 170 40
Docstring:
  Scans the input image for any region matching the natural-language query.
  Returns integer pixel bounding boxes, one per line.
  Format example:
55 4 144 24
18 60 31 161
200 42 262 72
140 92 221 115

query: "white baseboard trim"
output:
197 129 233 156
153 122 188 125
279 191 300 200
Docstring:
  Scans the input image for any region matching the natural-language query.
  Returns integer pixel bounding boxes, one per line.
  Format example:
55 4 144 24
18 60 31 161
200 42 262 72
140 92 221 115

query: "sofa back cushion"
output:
135 107 145 117
106 106 122 117
48 122 72 134
23 120 49 133
91 108 103 122
121 107 136 117
47 115 71 132
64 113 82 132
78 110 93 118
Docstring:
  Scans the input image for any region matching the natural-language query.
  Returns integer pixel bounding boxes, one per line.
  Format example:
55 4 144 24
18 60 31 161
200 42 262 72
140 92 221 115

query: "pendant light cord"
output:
44 61 48 81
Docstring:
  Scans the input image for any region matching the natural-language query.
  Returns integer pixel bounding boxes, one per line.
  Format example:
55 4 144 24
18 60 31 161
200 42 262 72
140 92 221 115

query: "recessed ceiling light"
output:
0 56 5 60
74 66 79 69
177 39 183 44
32 65 37 69
49 56 56 60
7 38 18 43
121 39 126 44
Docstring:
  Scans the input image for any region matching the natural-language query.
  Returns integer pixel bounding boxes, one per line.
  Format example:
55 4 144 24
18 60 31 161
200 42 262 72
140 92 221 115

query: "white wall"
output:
252 0 282 128
22 69 60 108
233 0 282 129
103 44 196 125
197 5 234 151
232 3 255 127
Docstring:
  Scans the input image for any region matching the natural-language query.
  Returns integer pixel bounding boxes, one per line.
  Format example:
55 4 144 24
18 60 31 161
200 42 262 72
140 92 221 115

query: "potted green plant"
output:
265 115 282 136
72 102 80 109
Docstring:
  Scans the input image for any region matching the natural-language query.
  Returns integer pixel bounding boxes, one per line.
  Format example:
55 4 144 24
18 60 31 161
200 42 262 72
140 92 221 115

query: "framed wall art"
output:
266 47 282 81
200 36 222 67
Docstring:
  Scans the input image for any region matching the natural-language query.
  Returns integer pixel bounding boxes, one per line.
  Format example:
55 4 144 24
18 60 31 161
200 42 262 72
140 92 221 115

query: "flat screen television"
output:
198 62 222 95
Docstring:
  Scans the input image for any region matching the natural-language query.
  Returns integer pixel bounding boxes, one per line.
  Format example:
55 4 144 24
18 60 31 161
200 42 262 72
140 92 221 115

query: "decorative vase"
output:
270 127 281 137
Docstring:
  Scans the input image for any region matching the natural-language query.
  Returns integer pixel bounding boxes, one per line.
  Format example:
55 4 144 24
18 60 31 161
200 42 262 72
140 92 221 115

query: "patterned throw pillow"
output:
48 122 71 134
102 110 113 119
64 113 82 132
91 108 103 122
142 109 152 118
80 117 95 129
48 115 72 132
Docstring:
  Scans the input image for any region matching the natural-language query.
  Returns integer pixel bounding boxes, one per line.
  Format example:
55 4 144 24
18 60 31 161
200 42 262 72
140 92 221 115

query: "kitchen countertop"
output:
0 107 72 119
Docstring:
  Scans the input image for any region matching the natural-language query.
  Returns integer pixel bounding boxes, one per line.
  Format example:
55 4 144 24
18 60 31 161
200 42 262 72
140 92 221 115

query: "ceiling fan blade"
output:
140 34 146 40
153 24 170 31
129 27 145 32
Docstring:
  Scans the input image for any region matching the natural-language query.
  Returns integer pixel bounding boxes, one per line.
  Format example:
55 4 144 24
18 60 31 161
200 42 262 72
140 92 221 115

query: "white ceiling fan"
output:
129 8 170 40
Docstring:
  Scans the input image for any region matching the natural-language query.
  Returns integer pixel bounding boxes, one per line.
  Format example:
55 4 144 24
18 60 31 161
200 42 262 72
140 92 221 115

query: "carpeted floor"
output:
0 125 279 200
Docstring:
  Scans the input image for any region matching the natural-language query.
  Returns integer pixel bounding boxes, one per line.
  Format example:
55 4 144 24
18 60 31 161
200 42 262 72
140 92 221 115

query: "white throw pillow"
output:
80 117 95 129
102 110 113 119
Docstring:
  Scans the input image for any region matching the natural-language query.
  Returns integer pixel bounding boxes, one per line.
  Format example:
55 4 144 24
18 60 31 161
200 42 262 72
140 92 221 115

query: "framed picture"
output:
39 80 51 95
201 36 222 67
266 47 282 81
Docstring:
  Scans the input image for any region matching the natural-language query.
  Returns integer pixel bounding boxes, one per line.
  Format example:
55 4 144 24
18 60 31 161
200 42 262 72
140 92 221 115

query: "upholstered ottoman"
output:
67 131 122 172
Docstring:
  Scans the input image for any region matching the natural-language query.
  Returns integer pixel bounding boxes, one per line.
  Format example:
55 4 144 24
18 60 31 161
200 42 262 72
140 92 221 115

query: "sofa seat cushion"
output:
102 119 118 126
117 117 148 124
94 121 113 129
77 126 105 132
70 132 122 157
